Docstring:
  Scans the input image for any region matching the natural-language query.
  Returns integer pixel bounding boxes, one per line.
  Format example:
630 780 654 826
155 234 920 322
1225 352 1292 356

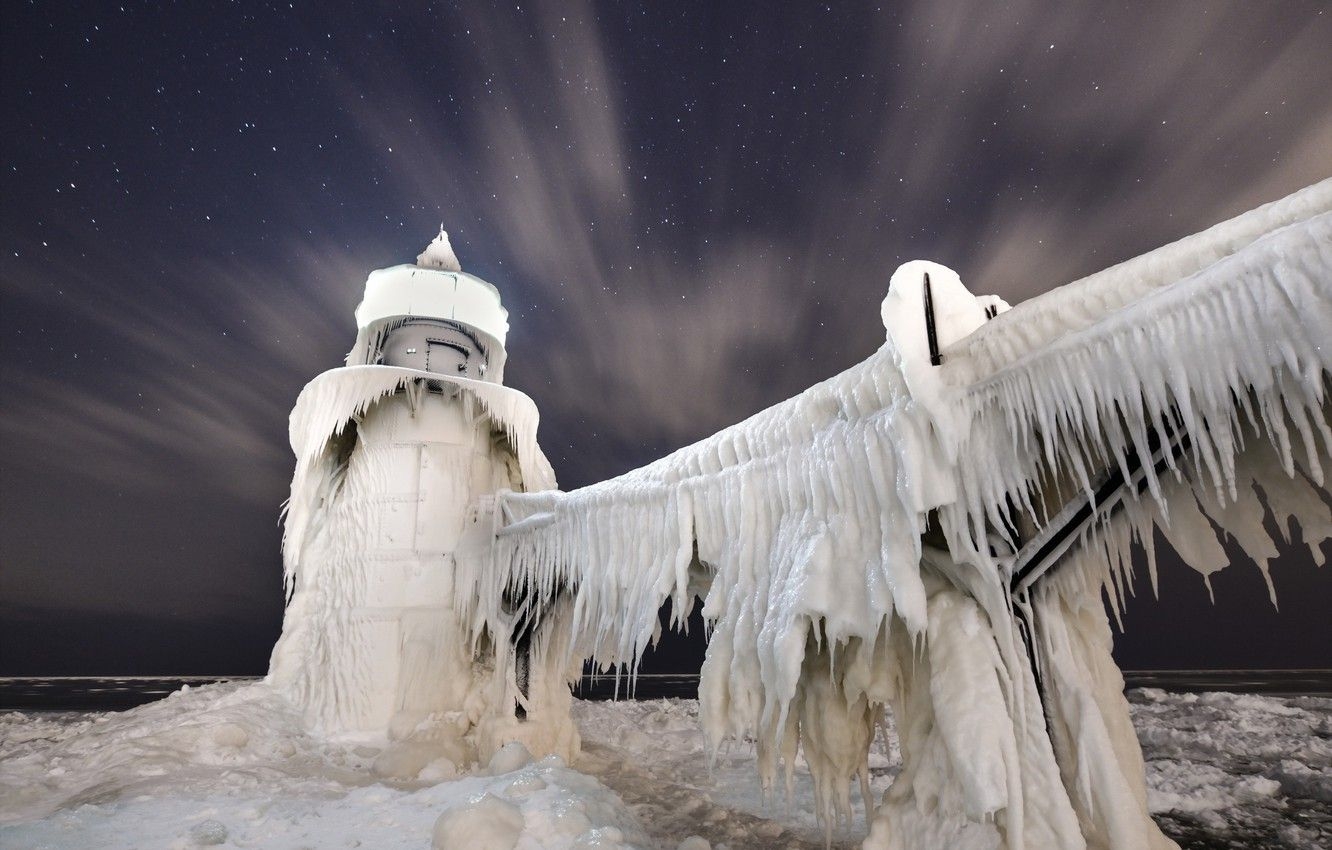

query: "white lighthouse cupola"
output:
348 228 511 383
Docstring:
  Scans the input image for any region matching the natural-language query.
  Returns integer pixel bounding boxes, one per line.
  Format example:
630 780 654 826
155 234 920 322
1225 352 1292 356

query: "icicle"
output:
456 182 1331 848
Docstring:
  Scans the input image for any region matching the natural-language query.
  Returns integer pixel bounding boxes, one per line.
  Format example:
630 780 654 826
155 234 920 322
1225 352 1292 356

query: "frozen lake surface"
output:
4 670 1329 711
1 682 1328 849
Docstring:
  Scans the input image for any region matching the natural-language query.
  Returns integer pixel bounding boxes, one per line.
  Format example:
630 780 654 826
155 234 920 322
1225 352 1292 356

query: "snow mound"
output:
0 683 648 850
489 740 536 775
433 793 524 850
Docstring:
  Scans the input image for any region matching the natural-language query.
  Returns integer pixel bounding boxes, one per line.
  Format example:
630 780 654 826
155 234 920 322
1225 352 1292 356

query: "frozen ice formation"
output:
261 182 1329 849
267 235 574 766
418 225 463 272
470 179 1332 849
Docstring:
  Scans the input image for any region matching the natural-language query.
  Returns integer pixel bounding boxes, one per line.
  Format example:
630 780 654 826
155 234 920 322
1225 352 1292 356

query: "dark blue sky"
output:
3 1 1330 675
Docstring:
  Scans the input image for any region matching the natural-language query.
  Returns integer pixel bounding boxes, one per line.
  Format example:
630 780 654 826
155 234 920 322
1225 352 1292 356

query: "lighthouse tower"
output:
267 231 573 760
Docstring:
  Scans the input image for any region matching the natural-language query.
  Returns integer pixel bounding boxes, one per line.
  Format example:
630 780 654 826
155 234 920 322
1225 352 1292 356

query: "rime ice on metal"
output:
476 180 1332 849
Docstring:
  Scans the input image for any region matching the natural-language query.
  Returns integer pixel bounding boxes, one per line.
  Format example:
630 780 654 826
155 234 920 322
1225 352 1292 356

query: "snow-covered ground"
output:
1 684 1327 849
1128 688 1332 849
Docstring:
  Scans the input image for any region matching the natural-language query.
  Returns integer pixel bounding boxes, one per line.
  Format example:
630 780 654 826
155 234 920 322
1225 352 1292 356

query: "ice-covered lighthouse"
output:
267 231 573 757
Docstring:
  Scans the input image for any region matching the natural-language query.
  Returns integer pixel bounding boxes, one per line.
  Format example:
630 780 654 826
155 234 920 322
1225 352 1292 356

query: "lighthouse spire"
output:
416 225 462 272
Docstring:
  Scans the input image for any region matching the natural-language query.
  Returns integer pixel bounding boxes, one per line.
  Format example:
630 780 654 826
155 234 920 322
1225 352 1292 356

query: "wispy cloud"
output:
0 241 364 505
322 0 1332 481
1 0 1328 624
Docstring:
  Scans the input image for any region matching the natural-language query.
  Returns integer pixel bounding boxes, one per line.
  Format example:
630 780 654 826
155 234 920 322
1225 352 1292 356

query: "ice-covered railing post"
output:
475 179 1332 849
266 230 579 764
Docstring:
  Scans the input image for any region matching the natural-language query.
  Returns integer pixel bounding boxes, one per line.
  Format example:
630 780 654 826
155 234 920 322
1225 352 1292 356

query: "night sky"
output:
3 2 1330 677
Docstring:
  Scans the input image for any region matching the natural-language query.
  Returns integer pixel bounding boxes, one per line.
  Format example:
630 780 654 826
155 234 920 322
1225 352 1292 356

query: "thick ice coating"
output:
470 179 1332 848
12 182 1327 848
267 236 573 765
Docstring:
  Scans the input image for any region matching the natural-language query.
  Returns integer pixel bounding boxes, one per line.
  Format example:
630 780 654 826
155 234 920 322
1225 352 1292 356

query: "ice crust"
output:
469 180 1332 848
0 683 650 849
267 360 579 768
2 686 1327 848
279 364 555 592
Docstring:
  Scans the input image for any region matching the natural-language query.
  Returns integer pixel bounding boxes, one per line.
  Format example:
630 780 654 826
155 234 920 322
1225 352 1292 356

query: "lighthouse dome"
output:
347 231 511 382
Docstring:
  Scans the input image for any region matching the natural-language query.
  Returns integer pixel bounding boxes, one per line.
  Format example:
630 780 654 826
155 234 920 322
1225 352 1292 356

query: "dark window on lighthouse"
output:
426 339 470 375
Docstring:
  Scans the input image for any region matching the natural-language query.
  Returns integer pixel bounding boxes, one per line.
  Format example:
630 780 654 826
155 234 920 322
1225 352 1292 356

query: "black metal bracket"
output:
513 626 533 720
1008 423 1191 597
924 271 942 366
1003 421 1190 710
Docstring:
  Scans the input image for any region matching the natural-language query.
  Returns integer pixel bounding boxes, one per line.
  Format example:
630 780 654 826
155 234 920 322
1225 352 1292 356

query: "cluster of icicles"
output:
281 365 555 597
267 180 1330 848
444 180 1332 848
